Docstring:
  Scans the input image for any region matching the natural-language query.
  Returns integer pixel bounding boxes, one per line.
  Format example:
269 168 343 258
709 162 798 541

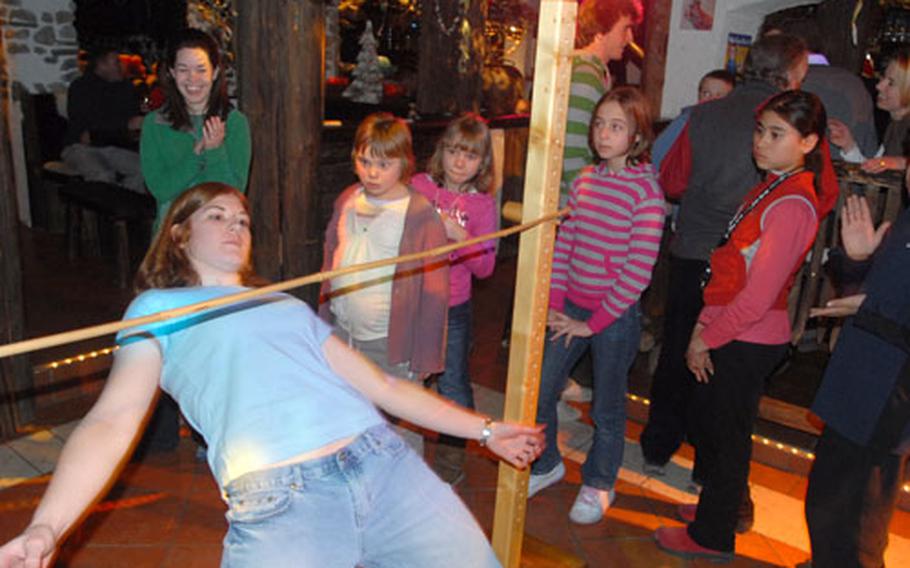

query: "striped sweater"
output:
561 53 610 197
550 162 665 333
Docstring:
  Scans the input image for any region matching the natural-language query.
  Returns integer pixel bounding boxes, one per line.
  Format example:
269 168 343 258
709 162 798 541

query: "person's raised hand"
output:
201 116 226 151
841 195 890 261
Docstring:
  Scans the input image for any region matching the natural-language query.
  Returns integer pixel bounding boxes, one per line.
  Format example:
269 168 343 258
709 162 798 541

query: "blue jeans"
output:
221 424 500 567
436 301 475 411
531 300 640 490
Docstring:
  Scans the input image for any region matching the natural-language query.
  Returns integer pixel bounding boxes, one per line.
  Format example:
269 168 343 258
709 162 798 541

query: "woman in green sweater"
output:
141 29 251 227
138 29 250 452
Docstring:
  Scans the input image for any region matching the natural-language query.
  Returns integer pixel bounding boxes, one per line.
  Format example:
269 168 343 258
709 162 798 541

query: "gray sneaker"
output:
569 485 616 524
527 461 566 498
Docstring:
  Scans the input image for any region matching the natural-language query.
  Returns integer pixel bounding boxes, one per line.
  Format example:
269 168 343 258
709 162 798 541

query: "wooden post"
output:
236 0 325 300
641 0 671 117
0 29 32 437
416 0 485 115
491 2 576 566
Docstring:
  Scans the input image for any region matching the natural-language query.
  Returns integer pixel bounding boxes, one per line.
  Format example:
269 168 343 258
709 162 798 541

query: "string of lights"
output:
33 347 118 373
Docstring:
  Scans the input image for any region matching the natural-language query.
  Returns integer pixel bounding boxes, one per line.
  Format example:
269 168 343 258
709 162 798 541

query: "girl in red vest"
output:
655 90 835 560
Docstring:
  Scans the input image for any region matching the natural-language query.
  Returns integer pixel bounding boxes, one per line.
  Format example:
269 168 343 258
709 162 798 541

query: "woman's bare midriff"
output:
259 435 358 472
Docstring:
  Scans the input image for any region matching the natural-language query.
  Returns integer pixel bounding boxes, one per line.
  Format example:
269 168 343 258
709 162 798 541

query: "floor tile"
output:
0 445 42 488
7 430 64 475
50 420 80 442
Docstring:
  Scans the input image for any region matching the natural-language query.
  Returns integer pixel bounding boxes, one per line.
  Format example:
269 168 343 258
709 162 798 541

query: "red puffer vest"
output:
703 171 818 309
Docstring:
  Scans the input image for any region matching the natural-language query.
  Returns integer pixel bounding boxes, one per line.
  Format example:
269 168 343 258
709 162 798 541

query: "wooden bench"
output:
58 180 155 288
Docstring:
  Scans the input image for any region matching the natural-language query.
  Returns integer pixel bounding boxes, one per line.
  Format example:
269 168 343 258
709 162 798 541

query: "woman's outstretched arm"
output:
0 340 162 568
322 335 544 469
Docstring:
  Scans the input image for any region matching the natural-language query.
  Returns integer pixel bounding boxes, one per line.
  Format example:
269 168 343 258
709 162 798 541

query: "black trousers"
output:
687 341 788 552
134 392 181 457
806 427 906 568
640 256 708 466
805 354 910 568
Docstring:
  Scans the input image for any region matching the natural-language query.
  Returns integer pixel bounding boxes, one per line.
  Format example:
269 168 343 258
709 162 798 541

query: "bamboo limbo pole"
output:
0 211 565 360
491 1 576 566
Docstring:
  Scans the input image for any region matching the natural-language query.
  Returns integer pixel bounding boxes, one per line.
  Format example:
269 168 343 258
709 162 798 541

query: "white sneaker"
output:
561 378 593 402
527 461 565 498
568 485 616 524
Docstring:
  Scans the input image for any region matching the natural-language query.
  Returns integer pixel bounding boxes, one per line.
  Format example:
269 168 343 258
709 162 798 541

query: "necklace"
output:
434 185 470 228
719 168 804 246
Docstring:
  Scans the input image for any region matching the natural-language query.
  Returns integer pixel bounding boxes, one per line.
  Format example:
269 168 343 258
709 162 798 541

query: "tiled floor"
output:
2 228 909 566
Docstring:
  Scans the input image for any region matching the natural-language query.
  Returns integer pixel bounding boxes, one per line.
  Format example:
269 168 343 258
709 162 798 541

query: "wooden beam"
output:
491 2 576 566
758 395 822 436
0 30 32 437
237 0 325 301
641 0 671 117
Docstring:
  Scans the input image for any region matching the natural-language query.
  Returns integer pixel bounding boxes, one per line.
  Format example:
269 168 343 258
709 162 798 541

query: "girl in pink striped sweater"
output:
528 87 666 525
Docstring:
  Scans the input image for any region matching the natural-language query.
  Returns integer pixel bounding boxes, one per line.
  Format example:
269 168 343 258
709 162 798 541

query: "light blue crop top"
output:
116 286 385 487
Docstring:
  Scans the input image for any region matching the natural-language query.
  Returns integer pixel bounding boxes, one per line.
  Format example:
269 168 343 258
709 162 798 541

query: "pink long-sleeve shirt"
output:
412 173 498 307
549 162 665 333
698 196 818 348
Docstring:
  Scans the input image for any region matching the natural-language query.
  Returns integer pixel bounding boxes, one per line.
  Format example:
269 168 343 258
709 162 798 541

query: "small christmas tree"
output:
343 21 383 104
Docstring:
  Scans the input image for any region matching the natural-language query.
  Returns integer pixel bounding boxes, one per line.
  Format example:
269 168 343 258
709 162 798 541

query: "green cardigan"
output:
140 108 252 225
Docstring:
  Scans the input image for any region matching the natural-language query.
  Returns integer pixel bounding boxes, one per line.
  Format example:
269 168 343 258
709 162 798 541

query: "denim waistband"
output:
223 423 401 498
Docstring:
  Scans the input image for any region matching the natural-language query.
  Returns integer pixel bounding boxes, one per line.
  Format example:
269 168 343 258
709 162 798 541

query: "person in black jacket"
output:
61 48 145 192
806 192 910 568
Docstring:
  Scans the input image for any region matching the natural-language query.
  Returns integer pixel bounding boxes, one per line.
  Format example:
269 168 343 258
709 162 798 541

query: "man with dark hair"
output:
639 33 811 558
61 49 145 192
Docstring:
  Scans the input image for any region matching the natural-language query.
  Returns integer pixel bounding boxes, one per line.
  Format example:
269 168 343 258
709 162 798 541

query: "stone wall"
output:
0 0 76 225
1 0 77 98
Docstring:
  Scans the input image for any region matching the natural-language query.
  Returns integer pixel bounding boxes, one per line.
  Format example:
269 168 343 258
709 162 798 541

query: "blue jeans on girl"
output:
220 424 500 567
437 301 475 411
531 300 640 490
